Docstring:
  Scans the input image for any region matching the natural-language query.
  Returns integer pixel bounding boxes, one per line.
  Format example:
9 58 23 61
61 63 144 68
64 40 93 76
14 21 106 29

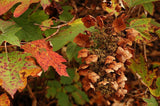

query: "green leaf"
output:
142 2 154 15
123 0 159 8
0 19 21 46
13 9 48 41
64 85 77 93
66 42 82 61
49 18 97 51
60 68 75 85
0 51 37 98
56 92 71 106
46 80 61 98
46 86 56 98
130 18 153 42
129 55 160 97
143 95 158 106
156 29 160 38
72 90 89 105
59 6 74 21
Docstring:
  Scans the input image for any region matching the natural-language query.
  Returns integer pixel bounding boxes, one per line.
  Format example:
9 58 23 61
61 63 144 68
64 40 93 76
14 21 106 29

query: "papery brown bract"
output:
74 33 92 47
81 15 96 28
112 14 126 33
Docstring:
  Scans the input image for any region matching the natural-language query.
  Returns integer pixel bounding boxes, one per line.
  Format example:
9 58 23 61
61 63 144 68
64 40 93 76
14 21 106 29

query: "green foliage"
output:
129 18 159 43
66 42 82 61
46 68 89 105
143 95 158 106
13 9 46 41
59 6 74 21
49 18 97 51
0 20 21 46
142 3 154 15
123 0 158 8
129 55 160 97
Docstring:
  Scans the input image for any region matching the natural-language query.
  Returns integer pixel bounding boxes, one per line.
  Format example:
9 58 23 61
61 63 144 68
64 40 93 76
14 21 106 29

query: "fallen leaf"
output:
96 16 104 28
0 93 10 106
82 77 95 91
105 69 114 73
81 15 96 28
0 0 40 17
108 61 124 71
21 39 68 76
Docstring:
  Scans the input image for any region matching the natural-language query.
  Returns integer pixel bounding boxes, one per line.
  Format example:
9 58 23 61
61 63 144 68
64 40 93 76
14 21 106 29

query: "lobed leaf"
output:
143 95 158 106
0 0 40 17
142 2 154 15
123 0 159 8
0 19 21 46
0 52 39 98
21 39 68 76
129 55 160 97
49 18 97 51
0 93 10 106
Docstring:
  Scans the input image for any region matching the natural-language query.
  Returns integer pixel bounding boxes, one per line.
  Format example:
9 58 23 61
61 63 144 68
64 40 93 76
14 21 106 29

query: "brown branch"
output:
44 28 60 40
27 84 37 106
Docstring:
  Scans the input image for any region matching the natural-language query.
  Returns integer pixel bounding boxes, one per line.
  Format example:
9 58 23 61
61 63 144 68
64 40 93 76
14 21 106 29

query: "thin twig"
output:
27 84 37 106
44 28 60 40
4 41 8 63
143 43 147 62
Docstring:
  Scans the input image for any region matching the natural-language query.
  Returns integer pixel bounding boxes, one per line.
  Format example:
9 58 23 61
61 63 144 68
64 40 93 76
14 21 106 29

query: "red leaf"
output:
21 39 68 76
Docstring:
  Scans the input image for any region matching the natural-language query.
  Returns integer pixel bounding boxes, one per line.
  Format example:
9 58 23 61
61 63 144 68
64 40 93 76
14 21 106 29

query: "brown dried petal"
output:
117 73 127 84
88 72 100 83
96 16 104 28
116 89 127 97
105 56 115 64
126 28 139 41
73 33 92 47
82 77 95 91
85 55 98 64
116 47 132 63
98 81 109 85
118 37 132 47
78 49 89 58
118 81 125 89
78 69 89 76
105 69 114 73
81 15 96 28
112 14 126 33
79 64 89 69
111 81 119 90
108 61 124 71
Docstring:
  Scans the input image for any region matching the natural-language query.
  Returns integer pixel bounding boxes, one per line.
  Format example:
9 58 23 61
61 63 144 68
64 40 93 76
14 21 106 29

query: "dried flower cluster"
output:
74 14 137 105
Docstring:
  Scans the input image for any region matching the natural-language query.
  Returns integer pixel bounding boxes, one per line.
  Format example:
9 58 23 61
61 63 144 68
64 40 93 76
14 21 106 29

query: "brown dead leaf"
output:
78 49 89 58
88 72 100 83
112 14 126 33
78 69 89 76
85 55 98 64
